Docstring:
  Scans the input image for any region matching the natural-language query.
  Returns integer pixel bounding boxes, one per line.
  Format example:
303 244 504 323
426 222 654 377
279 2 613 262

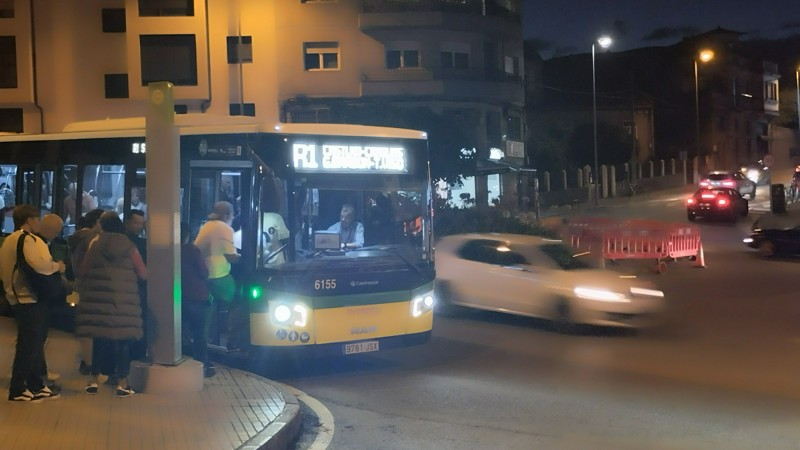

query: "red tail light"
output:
687 198 696 205
717 198 729 206
699 180 710 187
722 181 735 187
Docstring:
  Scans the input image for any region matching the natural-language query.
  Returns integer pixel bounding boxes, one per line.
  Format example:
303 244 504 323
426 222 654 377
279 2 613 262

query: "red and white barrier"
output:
560 218 705 273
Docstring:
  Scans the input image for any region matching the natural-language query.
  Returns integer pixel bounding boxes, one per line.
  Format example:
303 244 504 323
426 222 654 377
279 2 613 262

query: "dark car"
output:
699 171 757 199
744 211 800 257
686 188 748 222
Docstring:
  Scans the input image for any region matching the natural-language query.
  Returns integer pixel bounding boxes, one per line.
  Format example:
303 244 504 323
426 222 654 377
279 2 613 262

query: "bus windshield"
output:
255 182 429 270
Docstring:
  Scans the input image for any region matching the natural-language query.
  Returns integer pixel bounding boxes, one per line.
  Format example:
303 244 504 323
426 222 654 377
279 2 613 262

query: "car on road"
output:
435 233 665 331
744 206 800 257
686 187 749 222
699 171 757 199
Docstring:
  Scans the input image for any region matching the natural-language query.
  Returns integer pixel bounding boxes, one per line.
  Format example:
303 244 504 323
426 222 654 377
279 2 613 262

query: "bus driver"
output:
327 203 364 249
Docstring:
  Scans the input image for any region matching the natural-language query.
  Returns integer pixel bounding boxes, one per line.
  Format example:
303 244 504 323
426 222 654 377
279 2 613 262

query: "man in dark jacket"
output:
180 222 213 377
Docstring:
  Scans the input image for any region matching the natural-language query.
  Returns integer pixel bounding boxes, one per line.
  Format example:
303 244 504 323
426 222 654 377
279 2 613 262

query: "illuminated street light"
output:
592 36 612 205
694 49 714 171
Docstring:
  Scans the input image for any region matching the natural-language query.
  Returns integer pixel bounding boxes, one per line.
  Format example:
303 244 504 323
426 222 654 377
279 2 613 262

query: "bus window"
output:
256 175 289 268
40 170 54 214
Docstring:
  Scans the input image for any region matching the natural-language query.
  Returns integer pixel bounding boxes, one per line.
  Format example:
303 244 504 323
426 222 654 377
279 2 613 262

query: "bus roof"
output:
0 115 427 142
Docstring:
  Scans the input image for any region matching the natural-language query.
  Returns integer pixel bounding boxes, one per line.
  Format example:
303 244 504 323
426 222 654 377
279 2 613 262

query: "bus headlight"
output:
411 291 435 317
272 303 309 327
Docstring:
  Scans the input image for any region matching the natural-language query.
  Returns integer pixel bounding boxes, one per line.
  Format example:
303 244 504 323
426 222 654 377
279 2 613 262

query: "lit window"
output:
504 56 518 77
304 42 339 71
764 81 778 102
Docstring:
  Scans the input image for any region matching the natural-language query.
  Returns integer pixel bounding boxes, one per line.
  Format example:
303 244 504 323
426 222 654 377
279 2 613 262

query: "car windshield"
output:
539 243 592 270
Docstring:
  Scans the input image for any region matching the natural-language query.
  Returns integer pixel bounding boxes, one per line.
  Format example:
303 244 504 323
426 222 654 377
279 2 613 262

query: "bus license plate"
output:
344 341 379 355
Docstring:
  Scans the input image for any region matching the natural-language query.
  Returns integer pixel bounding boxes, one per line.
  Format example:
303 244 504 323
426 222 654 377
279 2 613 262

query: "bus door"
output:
186 160 253 349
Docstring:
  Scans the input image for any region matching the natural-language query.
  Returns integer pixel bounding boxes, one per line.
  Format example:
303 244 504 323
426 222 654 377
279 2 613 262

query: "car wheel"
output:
687 211 696 222
434 280 462 316
553 298 574 334
758 241 776 258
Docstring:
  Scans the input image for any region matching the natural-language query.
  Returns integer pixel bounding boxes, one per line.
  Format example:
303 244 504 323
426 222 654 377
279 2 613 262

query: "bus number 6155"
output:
314 279 336 290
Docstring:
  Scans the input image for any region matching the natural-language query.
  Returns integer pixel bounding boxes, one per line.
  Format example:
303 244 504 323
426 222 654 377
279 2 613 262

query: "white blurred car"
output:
435 234 665 330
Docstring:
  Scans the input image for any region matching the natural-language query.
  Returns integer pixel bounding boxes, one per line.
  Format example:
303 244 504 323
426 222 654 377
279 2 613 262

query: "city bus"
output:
0 115 435 363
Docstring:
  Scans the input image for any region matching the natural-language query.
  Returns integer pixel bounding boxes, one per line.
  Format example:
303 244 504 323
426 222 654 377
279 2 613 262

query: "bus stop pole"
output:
130 82 202 393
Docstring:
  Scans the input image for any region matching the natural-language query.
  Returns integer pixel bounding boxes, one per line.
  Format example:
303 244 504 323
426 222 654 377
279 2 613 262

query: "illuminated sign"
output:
132 142 146 154
293 144 407 173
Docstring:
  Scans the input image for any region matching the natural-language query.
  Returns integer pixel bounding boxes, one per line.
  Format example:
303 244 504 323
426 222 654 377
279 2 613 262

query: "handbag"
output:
13 232 65 304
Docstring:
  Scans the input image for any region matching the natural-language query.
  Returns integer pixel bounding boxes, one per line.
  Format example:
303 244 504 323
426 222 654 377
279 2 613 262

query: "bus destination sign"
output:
292 143 407 173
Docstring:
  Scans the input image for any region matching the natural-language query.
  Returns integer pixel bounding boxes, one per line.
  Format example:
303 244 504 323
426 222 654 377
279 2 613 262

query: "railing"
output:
361 0 521 22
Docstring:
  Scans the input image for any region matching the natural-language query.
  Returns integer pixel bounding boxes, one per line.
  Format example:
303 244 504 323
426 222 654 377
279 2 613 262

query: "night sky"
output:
523 0 800 58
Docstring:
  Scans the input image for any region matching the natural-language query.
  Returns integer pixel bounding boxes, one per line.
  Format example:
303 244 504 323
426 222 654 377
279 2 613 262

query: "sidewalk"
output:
0 316 301 450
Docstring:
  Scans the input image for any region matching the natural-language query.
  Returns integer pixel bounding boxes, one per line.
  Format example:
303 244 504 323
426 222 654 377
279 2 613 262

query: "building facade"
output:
529 28 781 179
0 0 526 208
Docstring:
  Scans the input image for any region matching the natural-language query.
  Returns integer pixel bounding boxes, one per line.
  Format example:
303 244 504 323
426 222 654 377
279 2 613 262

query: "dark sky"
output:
523 0 800 58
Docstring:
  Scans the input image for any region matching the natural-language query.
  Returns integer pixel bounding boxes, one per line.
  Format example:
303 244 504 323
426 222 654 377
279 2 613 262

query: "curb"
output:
239 378 303 450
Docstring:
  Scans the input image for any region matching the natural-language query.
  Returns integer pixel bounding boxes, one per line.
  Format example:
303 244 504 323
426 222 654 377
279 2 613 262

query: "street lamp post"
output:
795 66 800 134
694 49 714 174
592 36 612 205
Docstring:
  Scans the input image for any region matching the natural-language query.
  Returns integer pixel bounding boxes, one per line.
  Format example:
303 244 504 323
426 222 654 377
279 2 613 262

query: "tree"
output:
567 121 632 169
775 86 799 130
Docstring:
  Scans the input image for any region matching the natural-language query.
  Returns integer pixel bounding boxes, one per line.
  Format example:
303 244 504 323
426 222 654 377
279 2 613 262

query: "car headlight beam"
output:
574 286 630 303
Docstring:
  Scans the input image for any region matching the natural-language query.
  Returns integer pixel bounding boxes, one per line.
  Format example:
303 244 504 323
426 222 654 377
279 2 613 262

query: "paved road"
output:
284 187 800 450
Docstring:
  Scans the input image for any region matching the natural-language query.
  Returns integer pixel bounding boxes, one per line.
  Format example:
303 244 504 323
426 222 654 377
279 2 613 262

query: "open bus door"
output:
186 160 254 352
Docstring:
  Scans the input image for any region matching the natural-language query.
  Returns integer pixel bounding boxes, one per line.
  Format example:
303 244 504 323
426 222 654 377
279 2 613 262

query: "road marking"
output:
283 384 335 450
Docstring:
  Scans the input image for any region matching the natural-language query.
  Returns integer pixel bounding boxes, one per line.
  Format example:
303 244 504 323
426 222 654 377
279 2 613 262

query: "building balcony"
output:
361 0 521 21
360 66 523 103
360 2 521 37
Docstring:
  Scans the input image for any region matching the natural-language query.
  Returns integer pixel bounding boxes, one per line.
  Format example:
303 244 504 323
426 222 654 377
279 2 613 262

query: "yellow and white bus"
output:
0 115 435 363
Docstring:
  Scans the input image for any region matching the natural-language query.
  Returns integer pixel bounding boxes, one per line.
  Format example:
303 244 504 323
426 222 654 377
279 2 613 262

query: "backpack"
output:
12 232 65 304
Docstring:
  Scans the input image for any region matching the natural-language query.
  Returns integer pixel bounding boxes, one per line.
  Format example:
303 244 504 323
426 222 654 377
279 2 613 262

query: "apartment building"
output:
0 0 526 207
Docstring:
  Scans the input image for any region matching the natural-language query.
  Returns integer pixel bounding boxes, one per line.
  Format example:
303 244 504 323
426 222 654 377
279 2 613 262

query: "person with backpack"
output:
0 205 65 402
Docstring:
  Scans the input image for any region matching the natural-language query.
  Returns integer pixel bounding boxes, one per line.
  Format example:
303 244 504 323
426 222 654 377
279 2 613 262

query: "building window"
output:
104 74 129 98
102 9 126 33
174 104 188 114
140 34 198 86
138 0 194 17
441 43 470 69
304 42 339 71
230 103 255 117
386 49 419 69
506 114 522 141
504 55 519 77
764 81 778 102
441 51 469 69
486 111 501 147
0 108 23 133
227 36 253 64
0 36 16 88
0 0 14 18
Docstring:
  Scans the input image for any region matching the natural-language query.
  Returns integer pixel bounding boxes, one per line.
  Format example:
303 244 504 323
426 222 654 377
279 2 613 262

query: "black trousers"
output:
10 302 47 395
182 301 211 370
91 339 132 379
